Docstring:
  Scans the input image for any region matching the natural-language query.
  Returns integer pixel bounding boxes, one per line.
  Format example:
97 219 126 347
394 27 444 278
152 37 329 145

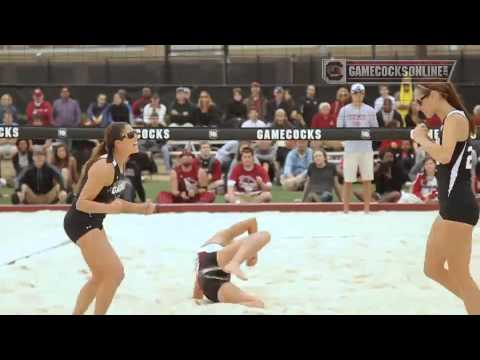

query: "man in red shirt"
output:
330 87 350 121
195 141 224 194
26 89 53 126
157 150 215 204
132 87 153 121
225 147 272 203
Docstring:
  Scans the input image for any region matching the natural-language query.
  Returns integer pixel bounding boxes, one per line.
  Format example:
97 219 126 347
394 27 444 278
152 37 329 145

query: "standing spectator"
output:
139 112 171 173
0 94 18 124
226 88 248 123
266 87 289 124
289 110 306 129
143 93 167 126
330 87 351 121
300 85 319 127
376 98 403 128
242 109 267 128
52 87 81 127
50 143 79 193
12 146 67 205
397 78 414 121
244 81 268 121
225 147 272 204
195 141 223 194
405 102 425 128
254 140 278 183
193 91 221 127
337 83 379 213
473 105 480 127
26 89 53 126
399 157 439 204
303 149 341 203
132 87 153 122
106 93 131 123
281 140 313 191
86 94 110 128
311 103 336 128
283 88 297 117
169 88 195 127
11 139 33 177
157 150 215 204
374 85 396 113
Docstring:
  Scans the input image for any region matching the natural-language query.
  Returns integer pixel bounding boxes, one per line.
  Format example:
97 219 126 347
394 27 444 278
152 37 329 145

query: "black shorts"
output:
439 196 480 226
64 207 105 243
197 251 231 303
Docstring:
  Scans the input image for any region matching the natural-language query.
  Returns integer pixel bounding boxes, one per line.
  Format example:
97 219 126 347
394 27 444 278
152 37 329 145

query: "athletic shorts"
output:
343 152 374 183
197 244 231 303
64 207 105 243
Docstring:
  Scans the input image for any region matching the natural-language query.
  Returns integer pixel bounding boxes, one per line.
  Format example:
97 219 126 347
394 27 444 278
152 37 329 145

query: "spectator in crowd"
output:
271 109 292 129
397 78 414 121
106 93 131 124
30 114 53 151
425 114 442 128
215 140 244 178
193 90 222 127
121 152 148 203
242 109 267 128
376 98 403 128
132 87 153 122
226 88 248 124
50 143 79 193
195 141 224 194
184 87 193 103
118 89 134 124
271 109 295 178
86 94 110 128
157 150 215 204
303 149 341 203
225 147 272 204
227 141 260 180
139 112 171 173
26 89 53 126
405 101 425 128
330 87 350 121
300 85 319 127
399 157 438 204
244 81 268 121
281 140 313 191
254 140 278 183
143 93 167 126
266 87 289 124
52 87 81 127
395 140 416 175
11 146 67 205
289 110 306 129
337 83 379 213
312 102 335 129
0 112 18 183
169 87 195 127
473 105 480 127
11 140 33 178
0 94 18 124
374 85 396 113
283 89 297 117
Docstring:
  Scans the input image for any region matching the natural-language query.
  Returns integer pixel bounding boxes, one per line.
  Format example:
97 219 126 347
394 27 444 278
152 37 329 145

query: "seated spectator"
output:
266 87 289 124
254 140 278 184
399 157 438 204
376 98 403 128
303 149 341 203
52 87 81 127
271 109 293 129
30 114 53 152
300 85 319 127
370 149 409 203
289 110 306 129
143 93 167 126
374 85 396 113
0 94 18 124
106 93 131 123
330 87 350 121
226 88 247 124
195 141 223 194
139 112 171 173
26 89 53 126
86 94 110 128
312 103 335 129
157 150 215 204
283 88 297 116
395 140 415 175
12 146 67 205
216 140 243 177
169 87 195 127
378 120 402 153
225 147 272 204
0 113 18 183
227 141 260 179
121 152 148 203
473 105 480 127
50 143 79 193
118 89 134 123
281 140 313 191
242 109 267 128
193 91 222 127
132 87 153 123
243 81 268 121
404 102 425 128
184 87 193 103
12 140 33 178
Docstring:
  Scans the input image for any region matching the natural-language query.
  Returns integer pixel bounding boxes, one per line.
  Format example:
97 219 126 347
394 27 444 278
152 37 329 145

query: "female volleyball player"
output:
411 82 480 315
193 218 270 308
64 122 156 315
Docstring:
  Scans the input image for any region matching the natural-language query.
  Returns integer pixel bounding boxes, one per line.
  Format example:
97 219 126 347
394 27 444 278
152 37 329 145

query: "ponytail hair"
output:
416 82 475 136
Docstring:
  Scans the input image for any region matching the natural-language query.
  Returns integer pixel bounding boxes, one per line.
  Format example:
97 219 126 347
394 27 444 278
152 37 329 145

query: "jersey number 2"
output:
466 146 473 170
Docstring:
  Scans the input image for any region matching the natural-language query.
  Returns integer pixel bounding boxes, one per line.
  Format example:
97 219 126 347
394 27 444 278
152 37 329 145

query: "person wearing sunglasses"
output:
411 82 480 315
64 122 156 315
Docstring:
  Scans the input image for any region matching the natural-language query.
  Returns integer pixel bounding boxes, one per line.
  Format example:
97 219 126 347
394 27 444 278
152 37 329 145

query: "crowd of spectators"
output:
2 82 480 206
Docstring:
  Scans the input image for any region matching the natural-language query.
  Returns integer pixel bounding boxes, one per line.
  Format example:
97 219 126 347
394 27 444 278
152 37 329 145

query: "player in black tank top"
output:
412 83 480 315
64 122 155 315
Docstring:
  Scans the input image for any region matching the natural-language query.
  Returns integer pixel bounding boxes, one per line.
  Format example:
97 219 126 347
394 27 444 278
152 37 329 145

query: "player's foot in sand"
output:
223 262 248 281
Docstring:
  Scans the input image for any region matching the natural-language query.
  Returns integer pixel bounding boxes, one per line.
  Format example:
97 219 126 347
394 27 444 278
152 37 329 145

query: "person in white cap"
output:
337 83 379 213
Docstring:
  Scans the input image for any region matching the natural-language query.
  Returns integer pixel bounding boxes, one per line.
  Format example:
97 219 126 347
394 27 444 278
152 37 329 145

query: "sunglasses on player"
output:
416 93 430 106
119 130 136 141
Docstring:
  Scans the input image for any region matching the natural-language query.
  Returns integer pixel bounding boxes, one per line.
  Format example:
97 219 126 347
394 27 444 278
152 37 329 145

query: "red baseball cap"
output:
33 89 43 97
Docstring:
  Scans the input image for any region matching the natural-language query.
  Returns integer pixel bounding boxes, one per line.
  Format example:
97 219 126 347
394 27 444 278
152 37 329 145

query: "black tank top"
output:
437 110 473 203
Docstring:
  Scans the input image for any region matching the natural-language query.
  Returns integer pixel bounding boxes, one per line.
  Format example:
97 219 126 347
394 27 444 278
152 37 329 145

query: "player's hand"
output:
411 124 429 143
256 176 264 185
143 200 156 215
188 190 196 198
180 192 189 200
246 255 258 267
